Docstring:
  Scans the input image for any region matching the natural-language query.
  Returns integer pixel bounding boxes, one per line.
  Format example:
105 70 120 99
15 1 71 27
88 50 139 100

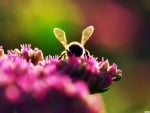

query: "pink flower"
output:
0 44 122 113
57 56 122 93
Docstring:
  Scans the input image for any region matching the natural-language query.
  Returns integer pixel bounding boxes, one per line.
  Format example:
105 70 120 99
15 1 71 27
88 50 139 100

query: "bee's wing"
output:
81 26 94 45
53 28 68 48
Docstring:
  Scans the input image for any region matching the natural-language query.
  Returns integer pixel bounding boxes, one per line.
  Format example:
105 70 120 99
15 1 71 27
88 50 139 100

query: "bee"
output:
53 25 94 59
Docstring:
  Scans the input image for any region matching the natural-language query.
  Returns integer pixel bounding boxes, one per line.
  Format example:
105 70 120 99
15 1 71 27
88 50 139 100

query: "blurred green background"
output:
0 0 150 113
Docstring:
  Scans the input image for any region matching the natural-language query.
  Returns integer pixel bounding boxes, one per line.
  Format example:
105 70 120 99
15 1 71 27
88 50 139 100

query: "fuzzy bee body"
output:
53 26 94 59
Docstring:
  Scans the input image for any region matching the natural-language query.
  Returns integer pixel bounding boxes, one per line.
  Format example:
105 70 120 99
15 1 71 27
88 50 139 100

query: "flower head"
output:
0 44 122 113
7 44 44 65
57 55 122 93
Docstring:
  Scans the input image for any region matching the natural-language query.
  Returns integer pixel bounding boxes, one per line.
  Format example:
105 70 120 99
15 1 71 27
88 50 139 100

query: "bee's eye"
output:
68 44 83 56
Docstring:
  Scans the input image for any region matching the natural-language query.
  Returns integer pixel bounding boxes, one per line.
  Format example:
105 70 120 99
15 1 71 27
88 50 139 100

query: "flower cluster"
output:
57 56 122 93
0 44 122 113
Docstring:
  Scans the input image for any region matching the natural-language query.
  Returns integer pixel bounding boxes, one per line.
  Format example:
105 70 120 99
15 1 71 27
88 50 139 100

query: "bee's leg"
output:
85 49 90 58
59 51 67 60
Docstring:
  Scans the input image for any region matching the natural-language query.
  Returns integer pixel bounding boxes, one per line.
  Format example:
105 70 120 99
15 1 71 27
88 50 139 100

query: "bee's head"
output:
67 42 85 57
